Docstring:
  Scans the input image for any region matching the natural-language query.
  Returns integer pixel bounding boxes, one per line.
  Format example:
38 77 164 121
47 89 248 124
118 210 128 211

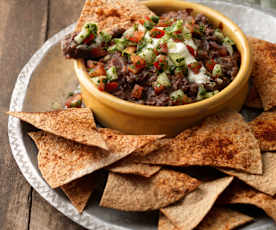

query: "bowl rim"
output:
74 0 252 117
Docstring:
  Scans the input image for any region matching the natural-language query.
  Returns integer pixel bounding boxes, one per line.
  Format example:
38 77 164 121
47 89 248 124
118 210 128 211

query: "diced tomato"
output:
186 45 196 57
83 33 95 45
89 62 106 77
172 94 190 105
105 82 119 92
188 62 202 74
172 30 184 42
219 47 228 57
65 93 82 108
219 22 223 30
145 16 151 21
157 43 168 54
130 55 146 70
150 28 165 38
131 84 144 99
205 59 216 72
154 84 165 95
91 47 107 58
126 31 144 43
153 61 159 69
98 78 105 91
154 55 167 70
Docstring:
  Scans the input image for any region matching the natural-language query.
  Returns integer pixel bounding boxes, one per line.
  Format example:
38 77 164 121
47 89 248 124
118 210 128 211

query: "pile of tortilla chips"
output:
8 0 276 229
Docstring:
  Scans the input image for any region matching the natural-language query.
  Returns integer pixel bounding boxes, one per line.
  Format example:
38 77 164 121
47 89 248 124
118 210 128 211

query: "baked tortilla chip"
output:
158 207 253 230
219 180 276 222
8 108 108 150
108 159 161 177
249 112 276 151
245 85 263 109
248 37 276 111
61 173 95 213
76 0 155 33
197 207 253 230
29 131 163 188
135 111 262 174
99 169 200 211
220 152 276 196
160 177 233 230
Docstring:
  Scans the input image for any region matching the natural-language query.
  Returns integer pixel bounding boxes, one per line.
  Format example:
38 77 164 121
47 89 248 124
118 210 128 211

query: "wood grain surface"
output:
0 0 85 229
1 0 275 230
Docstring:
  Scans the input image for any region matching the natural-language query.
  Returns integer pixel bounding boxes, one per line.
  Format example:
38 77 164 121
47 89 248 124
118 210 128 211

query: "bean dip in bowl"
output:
73 0 252 136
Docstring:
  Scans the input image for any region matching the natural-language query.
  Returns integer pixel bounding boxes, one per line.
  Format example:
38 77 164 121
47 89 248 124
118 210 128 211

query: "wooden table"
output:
1 0 275 230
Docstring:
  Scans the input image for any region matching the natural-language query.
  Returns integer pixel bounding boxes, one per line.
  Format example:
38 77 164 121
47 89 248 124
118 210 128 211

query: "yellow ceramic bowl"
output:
74 0 252 136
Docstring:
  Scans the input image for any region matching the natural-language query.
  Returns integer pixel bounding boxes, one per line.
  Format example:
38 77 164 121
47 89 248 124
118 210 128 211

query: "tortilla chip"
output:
135 111 262 174
218 180 276 222
249 112 276 151
220 152 276 196
196 207 253 230
8 108 108 150
245 85 263 109
61 173 95 213
160 177 233 230
29 131 163 188
248 37 276 111
99 169 200 211
75 0 155 33
108 159 161 177
158 207 253 230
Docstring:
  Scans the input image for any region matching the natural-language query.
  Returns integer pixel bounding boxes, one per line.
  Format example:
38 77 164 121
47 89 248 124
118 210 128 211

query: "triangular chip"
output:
61 173 95 213
160 177 233 230
218 180 276 222
158 207 253 230
249 112 276 151
99 169 200 211
196 207 253 230
248 37 276 111
8 108 108 150
245 85 263 109
29 131 163 188
135 111 262 174
75 0 155 33
108 159 161 177
220 152 276 196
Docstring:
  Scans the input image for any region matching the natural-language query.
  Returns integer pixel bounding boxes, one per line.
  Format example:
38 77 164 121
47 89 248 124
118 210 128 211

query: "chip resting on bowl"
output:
160 176 233 230
75 0 155 33
135 111 262 174
8 108 108 150
99 169 200 211
158 207 253 230
249 112 276 151
248 37 276 111
29 130 163 188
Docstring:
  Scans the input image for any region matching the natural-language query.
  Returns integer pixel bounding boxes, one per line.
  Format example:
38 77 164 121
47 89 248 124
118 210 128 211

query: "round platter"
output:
8 1 276 229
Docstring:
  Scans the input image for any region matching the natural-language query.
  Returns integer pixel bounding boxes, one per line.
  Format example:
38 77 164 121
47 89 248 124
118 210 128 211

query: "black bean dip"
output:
62 9 240 106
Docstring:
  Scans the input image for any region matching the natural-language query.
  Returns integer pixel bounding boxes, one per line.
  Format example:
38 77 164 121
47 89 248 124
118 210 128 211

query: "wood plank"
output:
0 0 48 230
29 0 86 229
29 191 84 230
47 0 84 37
